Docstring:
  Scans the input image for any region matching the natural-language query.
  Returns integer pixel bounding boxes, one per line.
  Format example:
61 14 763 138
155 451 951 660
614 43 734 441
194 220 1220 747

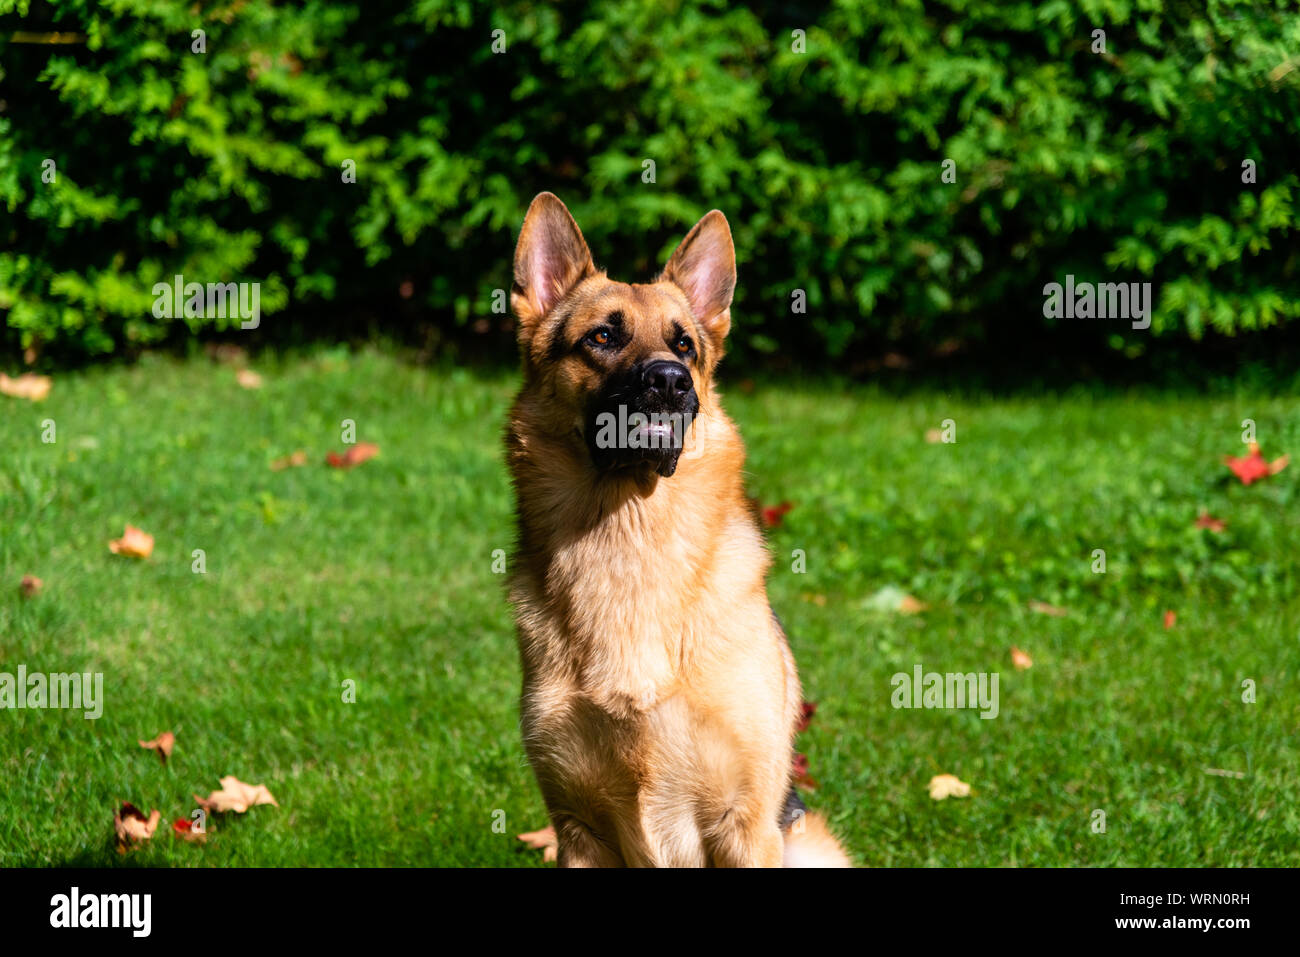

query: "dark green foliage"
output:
1 0 1297 362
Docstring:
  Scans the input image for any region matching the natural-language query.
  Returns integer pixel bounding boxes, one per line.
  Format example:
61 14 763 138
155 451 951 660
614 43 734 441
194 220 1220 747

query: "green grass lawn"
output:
1 348 1297 866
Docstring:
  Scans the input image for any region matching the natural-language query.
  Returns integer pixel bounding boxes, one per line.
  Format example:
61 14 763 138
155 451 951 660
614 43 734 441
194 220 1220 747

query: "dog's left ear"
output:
662 210 736 342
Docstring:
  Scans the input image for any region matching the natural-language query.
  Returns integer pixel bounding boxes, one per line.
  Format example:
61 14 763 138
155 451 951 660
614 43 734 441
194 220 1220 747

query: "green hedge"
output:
1 0 1297 362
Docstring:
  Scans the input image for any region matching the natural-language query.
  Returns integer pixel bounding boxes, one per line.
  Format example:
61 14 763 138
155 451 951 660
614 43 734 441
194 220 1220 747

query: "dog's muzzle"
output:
585 360 700 478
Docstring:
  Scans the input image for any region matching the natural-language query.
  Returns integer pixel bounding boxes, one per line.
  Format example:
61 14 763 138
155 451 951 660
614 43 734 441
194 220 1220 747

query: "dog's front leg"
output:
707 811 785 868
553 815 625 868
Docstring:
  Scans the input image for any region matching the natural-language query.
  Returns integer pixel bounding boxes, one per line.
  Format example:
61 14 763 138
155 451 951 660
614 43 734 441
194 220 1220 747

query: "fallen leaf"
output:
236 368 263 389
271 449 309 471
759 500 794 528
796 700 817 733
0 371 52 401
792 752 819 791
114 802 161 852
1164 609 1176 630
325 442 380 469
897 594 929 614
864 585 927 614
517 826 558 863
138 730 175 764
1010 646 1034 670
109 525 154 559
1224 443 1289 485
1028 600 1069 617
1194 512 1227 532
172 817 208 843
19 575 43 598
924 428 944 443
928 773 971 800
193 775 279 814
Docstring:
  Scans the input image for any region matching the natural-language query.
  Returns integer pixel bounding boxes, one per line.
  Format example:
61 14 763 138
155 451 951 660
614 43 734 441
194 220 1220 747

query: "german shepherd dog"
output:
505 193 850 867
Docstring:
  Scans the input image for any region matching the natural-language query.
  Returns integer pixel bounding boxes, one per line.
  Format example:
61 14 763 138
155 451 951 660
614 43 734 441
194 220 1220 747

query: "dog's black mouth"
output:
584 362 699 478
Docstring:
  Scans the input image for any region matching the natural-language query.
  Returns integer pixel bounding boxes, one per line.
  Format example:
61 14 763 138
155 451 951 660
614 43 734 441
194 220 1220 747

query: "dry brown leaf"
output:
193 775 279 814
114 802 161 852
19 574 43 598
1010 646 1034 670
236 368 263 389
1028 600 1069 617
928 773 971 801
109 525 154 559
517 826 558 863
271 449 309 471
0 372 52 401
138 730 175 764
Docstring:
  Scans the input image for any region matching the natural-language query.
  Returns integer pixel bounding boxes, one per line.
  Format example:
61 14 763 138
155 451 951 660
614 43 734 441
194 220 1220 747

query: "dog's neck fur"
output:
507 393 764 713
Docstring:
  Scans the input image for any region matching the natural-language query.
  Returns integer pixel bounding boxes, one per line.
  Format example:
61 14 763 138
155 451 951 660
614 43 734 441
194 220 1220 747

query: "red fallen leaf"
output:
792 752 819 791
1164 610 1177 630
1224 443 1289 485
1194 512 1227 532
517 826 557 863
138 730 175 764
325 442 380 469
760 501 794 528
796 700 817 733
172 817 207 844
113 802 161 853
19 574 43 598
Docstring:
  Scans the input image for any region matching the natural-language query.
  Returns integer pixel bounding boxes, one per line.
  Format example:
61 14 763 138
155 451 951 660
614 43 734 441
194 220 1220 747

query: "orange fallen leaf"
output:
898 594 929 614
138 730 175 764
928 773 971 800
1028 600 1069 617
1194 512 1227 532
193 775 279 814
114 802 161 852
1163 610 1176 630
172 817 208 844
236 368 263 389
517 826 558 863
1010 646 1034 670
325 442 380 469
0 371 52 401
1224 443 1289 485
109 525 154 559
271 449 309 471
19 575 43 598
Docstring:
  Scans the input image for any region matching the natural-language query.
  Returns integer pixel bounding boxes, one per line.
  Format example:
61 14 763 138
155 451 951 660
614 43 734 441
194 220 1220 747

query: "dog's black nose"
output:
641 360 693 400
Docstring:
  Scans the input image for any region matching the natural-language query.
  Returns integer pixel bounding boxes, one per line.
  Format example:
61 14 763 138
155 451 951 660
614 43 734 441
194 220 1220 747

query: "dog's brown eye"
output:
587 327 611 347
674 334 692 356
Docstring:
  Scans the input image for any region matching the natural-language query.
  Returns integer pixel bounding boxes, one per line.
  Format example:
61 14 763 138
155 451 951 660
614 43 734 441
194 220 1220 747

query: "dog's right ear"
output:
512 193 595 344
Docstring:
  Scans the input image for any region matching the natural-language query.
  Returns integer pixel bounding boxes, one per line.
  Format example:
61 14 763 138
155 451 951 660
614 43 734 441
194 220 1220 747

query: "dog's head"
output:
511 192 735 478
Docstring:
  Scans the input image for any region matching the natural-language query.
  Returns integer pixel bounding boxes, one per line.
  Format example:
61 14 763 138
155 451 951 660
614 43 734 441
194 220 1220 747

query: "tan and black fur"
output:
505 192 850 867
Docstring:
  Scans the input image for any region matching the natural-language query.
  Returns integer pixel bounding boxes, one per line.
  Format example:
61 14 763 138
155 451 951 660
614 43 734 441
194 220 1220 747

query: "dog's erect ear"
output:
662 210 736 341
512 193 595 339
